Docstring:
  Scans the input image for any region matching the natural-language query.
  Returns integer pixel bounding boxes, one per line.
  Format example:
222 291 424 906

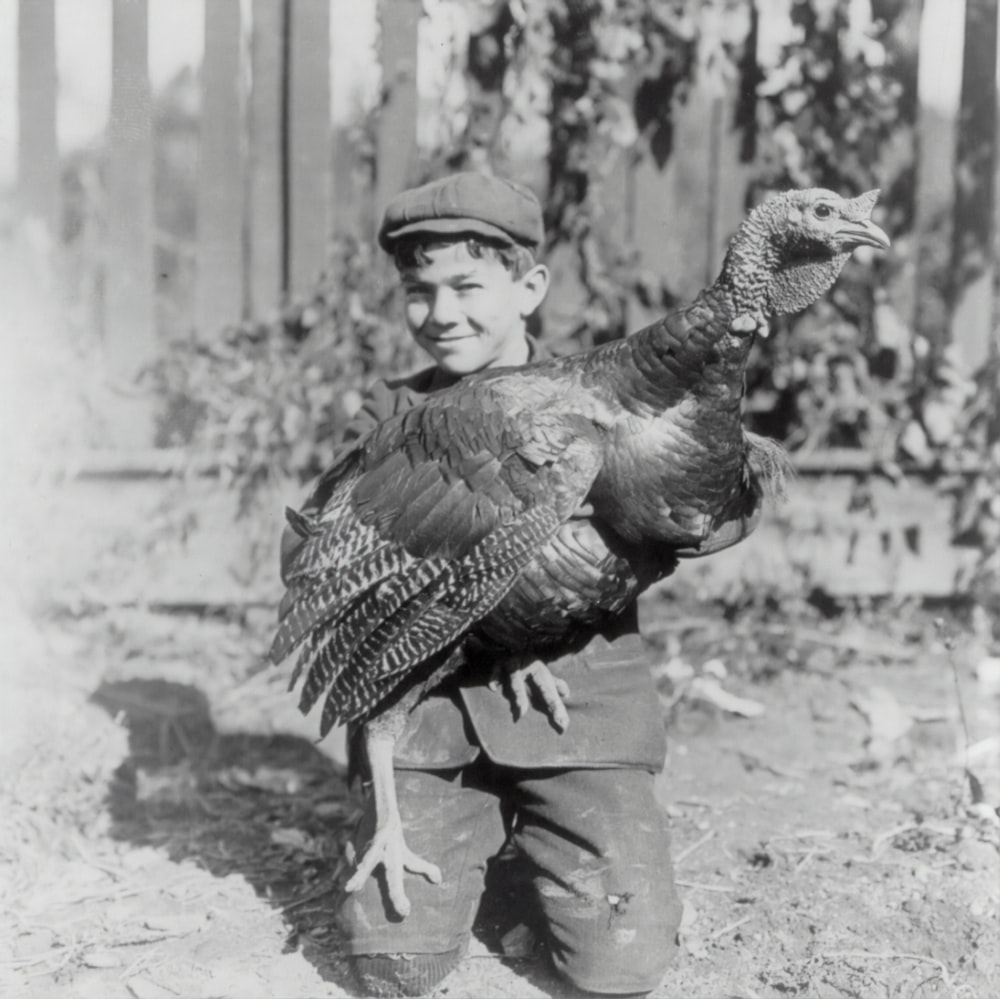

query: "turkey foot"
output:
490 657 571 732
344 728 441 918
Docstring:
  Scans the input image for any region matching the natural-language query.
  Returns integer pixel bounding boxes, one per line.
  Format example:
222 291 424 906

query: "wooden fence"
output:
13 0 1000 449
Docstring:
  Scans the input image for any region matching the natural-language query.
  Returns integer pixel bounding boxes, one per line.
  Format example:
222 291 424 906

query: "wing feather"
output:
275 385 606 730
315 502 566 732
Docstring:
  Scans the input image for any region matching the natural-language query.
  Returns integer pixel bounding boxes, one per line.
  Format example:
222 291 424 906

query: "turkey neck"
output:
602 212 782 419
576 215 785 545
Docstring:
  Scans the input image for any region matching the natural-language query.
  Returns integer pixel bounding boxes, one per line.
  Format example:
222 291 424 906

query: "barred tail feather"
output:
296 555 452 717
315 504 564 727
270 540 411 663
744 431 793 502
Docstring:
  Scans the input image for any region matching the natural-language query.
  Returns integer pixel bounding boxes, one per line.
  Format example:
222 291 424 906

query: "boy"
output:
289 173 682 996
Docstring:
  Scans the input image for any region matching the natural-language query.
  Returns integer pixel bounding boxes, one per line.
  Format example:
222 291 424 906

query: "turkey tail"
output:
269 537 414 665
295 553 452 720
302 503 565 736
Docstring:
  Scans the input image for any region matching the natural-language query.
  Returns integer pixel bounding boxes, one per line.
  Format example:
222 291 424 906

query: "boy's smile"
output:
400 242 547 376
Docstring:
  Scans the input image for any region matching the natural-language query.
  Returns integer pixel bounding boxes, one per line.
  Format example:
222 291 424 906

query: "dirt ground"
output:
2 591 998 999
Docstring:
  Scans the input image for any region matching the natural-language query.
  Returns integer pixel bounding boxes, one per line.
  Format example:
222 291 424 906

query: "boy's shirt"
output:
286 337 669 773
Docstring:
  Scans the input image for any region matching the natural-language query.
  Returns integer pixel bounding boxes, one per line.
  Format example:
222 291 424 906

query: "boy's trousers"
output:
337 759 682 995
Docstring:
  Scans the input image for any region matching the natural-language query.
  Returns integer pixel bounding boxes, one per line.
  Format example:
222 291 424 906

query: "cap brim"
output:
380 217 520 251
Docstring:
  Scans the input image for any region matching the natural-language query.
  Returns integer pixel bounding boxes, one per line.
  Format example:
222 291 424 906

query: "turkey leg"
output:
343 721 442 918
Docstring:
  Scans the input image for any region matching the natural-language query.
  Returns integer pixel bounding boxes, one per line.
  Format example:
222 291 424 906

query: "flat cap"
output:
378 172 544 253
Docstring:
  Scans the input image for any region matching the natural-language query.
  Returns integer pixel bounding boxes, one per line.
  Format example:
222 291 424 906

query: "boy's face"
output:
399 242 548 376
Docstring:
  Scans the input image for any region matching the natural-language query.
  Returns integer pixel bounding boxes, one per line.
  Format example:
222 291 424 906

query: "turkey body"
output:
276 281 759 731
271 187 890 916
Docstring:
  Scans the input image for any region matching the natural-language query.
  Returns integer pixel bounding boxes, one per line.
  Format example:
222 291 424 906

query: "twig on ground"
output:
759 624 916 661
732 749 805 779
706 914 753 942
675 829 716 866
675 880 736 893
935 619 984 807
119 951 154 981
822 951 953 993
794 847 830 872
870 822 920 857
282 884 341 912
18 928 80 980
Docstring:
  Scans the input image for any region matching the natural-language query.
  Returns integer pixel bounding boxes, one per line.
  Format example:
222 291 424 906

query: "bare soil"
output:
3 596 998 999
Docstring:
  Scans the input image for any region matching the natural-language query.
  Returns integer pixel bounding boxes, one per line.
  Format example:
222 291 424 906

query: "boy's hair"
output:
393 234 537 279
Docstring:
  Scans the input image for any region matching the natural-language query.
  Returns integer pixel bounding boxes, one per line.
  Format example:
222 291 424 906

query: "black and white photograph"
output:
1 1 998 996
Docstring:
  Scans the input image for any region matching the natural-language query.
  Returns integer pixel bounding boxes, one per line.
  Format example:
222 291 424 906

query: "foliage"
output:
946 355 1000 616
153 239 418 511
743 0 920 448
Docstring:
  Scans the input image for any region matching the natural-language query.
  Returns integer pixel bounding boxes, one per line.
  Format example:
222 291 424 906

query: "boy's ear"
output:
516 263 550 318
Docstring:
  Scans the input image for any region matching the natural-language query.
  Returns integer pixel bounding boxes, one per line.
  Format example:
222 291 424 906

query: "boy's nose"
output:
429 288 461 326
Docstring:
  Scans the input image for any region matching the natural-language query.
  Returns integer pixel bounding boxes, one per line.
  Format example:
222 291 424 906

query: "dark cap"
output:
378 172 544 253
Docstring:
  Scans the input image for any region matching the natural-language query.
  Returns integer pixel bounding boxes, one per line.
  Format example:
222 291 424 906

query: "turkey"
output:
271 187 889 915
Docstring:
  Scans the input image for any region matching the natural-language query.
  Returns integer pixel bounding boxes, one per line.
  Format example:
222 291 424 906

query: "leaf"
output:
850 685 914 761
269 827 318 853
689 677 765 718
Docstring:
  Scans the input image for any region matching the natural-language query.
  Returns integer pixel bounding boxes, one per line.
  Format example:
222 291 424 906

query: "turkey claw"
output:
492 659 571 732
344 818 442 919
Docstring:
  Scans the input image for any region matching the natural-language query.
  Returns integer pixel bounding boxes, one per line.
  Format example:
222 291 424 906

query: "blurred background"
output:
0 0 997 625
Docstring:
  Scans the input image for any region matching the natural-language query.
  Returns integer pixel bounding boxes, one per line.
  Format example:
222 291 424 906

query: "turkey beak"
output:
836 218 891 251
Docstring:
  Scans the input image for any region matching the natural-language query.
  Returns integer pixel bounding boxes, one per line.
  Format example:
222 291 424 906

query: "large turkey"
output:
271 187 889 914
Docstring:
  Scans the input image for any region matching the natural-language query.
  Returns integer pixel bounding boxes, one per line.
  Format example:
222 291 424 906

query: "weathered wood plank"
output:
950 0 999 372
106 0 156 447
629 6 752 326
287 0 331 296
196 0 244 335
913 0 966 349
248 0 285 314
375 0 420 217
17 0 59 239
996 11 1000 338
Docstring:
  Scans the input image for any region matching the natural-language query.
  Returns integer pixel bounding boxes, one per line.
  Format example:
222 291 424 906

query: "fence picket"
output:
196 0 244 336
913 0 965 351
249 0 286 314
106 0 156 446
629 10 752 321
17 0 58 240
375 0 420 219
288 0 332 296
949 0 999 371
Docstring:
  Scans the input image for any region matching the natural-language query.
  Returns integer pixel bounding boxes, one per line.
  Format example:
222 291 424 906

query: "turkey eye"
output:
814 203 832 219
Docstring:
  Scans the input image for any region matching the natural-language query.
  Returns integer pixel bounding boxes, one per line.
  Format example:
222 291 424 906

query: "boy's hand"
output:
490 656 571 732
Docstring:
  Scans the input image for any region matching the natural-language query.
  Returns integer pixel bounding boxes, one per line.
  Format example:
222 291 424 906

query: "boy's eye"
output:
455 283 481 292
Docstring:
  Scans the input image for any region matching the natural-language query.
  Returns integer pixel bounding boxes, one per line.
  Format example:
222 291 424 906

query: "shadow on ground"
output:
90 676 364 993
89 677 560 997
